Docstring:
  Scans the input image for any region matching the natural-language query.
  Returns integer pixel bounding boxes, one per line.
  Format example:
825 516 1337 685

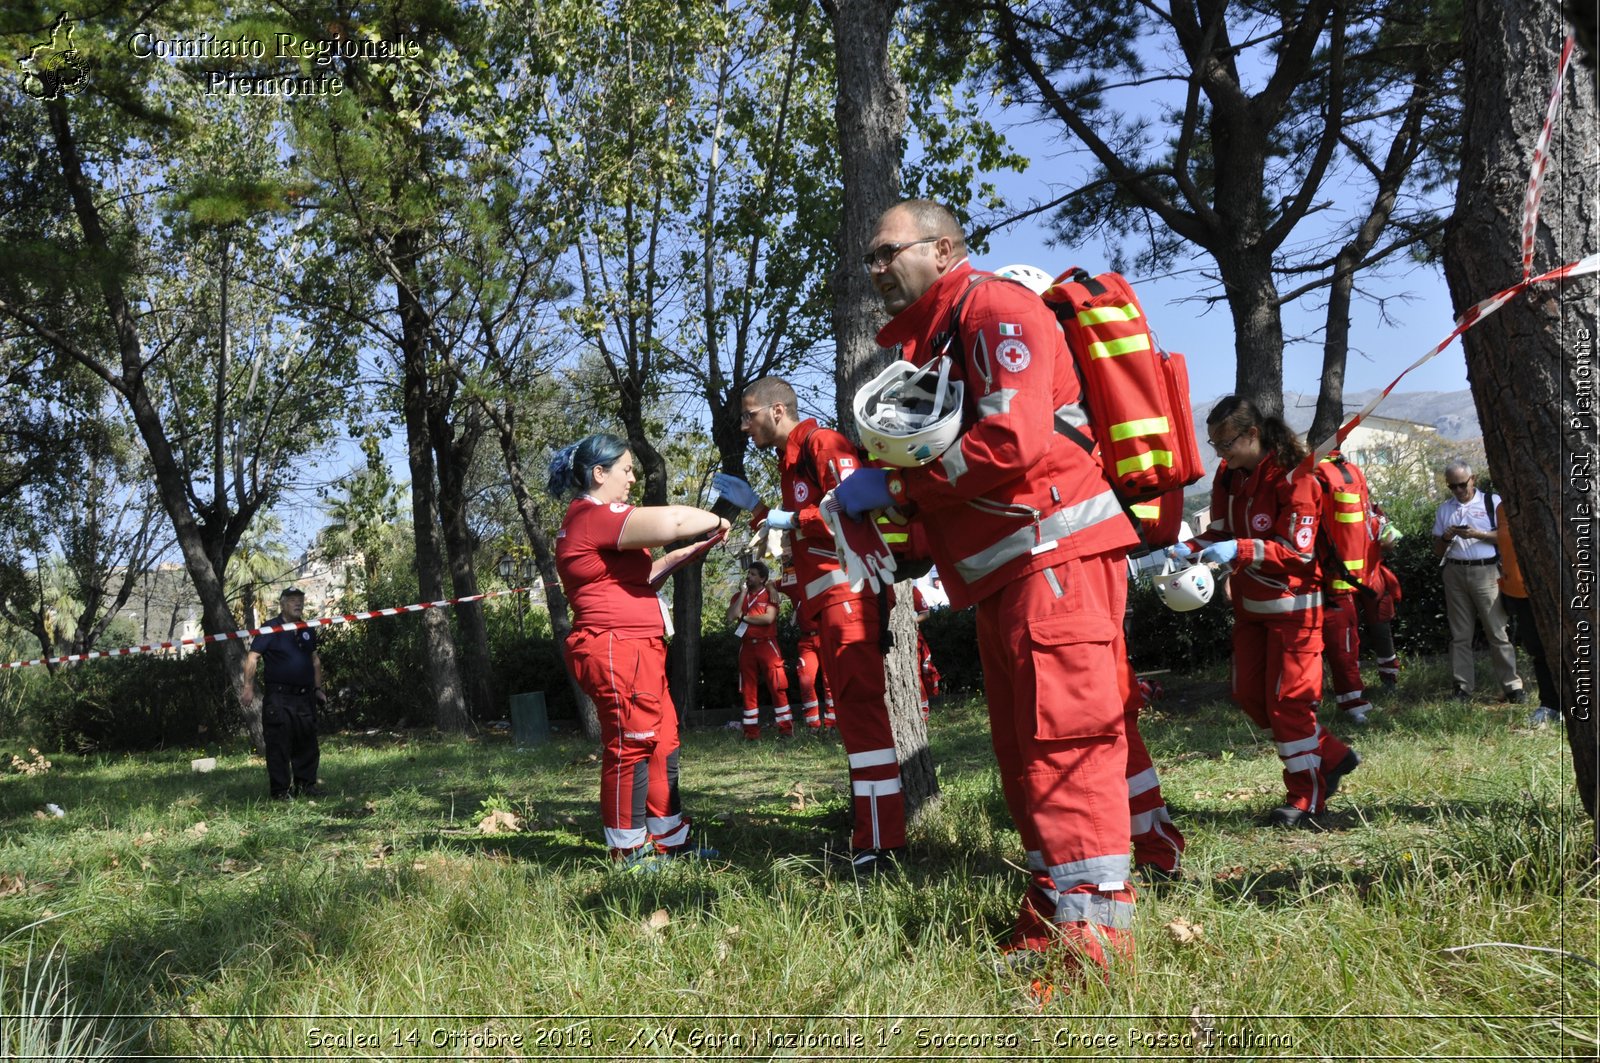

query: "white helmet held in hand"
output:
993 263 1056 295
1152 557 1214 613
853 357 965 468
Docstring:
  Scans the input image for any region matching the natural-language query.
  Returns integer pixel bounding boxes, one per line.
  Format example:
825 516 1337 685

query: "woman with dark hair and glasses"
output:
1169 397 1360 827
549 433 728 867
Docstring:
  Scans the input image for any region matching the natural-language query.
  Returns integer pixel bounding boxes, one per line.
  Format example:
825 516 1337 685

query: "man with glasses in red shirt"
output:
1430 462 1523 703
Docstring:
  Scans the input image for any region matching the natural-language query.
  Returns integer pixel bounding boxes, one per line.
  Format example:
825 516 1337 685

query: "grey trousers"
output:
1442 562 1522 694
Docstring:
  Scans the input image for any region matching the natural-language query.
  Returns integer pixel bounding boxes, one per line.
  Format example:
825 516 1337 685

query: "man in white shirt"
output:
1430 462 1524 702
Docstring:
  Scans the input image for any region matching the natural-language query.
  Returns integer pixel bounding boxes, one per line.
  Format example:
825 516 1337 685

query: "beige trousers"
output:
1442 561 1522 694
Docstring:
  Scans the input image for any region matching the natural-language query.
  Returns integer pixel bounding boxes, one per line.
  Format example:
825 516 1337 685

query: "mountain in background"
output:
1189 388 1481 445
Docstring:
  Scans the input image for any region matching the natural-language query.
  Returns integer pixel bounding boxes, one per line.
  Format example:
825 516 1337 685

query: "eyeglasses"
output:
860 236 939 275
1447 479 1473 490
739 404 776 425
1208 433 1243 453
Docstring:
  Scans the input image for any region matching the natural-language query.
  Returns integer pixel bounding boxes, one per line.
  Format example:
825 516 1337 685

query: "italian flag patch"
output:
998 322 1022 336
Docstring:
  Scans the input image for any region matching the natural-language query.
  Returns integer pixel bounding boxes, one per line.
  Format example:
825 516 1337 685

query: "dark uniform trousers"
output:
263 684 320 796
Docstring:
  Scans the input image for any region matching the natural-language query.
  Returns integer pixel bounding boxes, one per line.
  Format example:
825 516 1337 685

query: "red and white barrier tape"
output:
0 586 533 672
1308 35 1589 468
1522 36 1576 283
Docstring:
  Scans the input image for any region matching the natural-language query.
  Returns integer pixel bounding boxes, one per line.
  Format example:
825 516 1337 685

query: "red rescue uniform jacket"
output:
781 418 869 623
734 584 779 642
875 262 1138 609
1193 454 1323 620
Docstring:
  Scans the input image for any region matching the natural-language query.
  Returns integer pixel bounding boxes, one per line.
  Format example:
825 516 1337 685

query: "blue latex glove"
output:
764 509 797 530
833 468 895 520
1166 542 1195 563
1199 541 1239 565
712 473 761 512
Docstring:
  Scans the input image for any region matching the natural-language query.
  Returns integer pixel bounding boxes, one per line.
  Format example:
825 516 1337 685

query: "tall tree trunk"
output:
43 99 257 749
824 0 939 818
1310 247 1358 446
1445 0 1598 855
435 412 496 723
394 236 471 735
1216 249 1287 418
669 567 703 718
489 410 599 739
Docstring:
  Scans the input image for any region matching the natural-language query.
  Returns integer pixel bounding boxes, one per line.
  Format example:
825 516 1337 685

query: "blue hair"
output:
546 433 629 498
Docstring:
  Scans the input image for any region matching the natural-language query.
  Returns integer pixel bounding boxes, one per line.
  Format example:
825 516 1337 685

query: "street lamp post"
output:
497 554 535 636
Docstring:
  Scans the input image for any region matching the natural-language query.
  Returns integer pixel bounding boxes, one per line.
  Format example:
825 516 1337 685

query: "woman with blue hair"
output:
549 433 727 866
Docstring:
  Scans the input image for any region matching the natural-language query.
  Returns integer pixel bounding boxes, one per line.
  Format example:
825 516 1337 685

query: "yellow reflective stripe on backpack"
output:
1087 333 1153 359
1334 511 1365 522
1109 416 1170 441
1130 502 1161 519
1333 491 1361 503
1077 303 1142 327
1115 450 1174 477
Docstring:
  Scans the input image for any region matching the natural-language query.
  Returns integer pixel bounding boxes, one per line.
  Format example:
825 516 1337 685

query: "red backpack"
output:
941 268 1206 546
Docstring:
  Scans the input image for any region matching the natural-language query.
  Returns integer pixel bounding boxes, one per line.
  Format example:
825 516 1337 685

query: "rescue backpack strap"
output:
935 274 1097 456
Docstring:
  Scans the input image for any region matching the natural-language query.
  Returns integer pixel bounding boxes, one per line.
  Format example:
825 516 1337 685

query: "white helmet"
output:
993 263 1055 295
1152 557 1214 613
853 358 965 468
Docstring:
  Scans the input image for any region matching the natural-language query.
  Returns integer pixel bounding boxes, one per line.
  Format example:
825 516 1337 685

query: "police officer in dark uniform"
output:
241 587 326 799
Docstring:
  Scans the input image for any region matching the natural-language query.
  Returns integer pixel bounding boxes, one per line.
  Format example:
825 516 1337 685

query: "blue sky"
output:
972 161 1471 409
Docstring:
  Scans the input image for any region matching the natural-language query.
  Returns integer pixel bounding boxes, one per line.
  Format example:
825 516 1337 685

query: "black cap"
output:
280 586 306 598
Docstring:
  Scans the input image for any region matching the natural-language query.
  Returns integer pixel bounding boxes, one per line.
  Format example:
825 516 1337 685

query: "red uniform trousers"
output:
738 638 793 737
816 593 905 853
976 552 1135 967
795 630 827 728
915 630 940 720
1120 658 1185 874
1322 595 1369 717
565 631 691 856
1231 616 1351 813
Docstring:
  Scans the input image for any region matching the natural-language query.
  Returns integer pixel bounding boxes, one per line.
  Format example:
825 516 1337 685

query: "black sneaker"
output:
849 847 904 877
1506 688 1528 705
1452 687 1473 703
270 792 292 802
1266 805 1313 828
1324 750 1362 800
293 784 327 798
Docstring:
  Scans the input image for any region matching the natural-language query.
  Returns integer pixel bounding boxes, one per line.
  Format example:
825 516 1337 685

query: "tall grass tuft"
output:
0 928 128 1061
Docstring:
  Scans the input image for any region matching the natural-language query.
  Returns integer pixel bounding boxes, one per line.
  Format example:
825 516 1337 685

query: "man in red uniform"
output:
725 561 794 738
834 200 1141 974
714 378 907 874
1314 452 1377 726
778 557 832 730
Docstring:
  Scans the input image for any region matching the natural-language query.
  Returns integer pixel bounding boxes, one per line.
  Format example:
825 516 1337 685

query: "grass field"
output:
0 656 1595 1061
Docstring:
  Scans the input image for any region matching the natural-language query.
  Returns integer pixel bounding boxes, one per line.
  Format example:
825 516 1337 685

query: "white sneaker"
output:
1346 707 1369 726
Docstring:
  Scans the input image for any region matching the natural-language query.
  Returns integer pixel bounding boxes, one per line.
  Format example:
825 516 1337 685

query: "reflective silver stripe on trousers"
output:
648 814 688 848
848 747 899 770
1130 806 1174 834
606 826 648 849
977 388 1018 418
852 777 903 797
1241 592 1324 615
1127 767 1160 798
1277 732 1320 756
1283 753 1321 773
805 568 849 599
1056 892 1136 929
1335 690 1365 704
954 489 1127 583
1048 853 1131 892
